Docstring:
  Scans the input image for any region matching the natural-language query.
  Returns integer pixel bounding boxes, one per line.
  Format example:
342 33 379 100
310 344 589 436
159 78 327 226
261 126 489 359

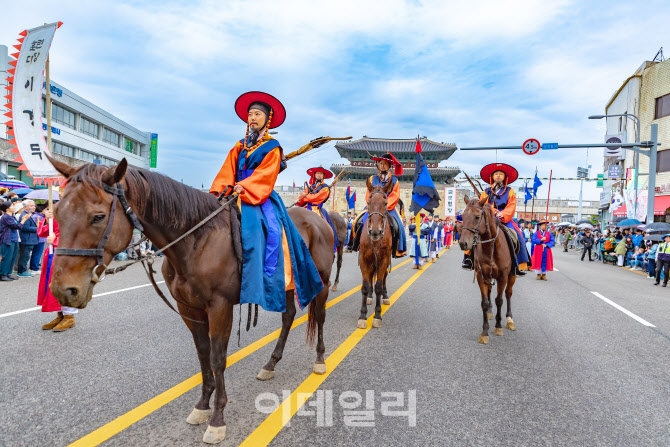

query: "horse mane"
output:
67 164 226 233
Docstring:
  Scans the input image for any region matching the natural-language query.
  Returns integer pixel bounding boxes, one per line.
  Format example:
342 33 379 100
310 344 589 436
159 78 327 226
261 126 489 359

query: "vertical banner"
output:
444 186 456 217
150 133 158 168
5 22 62 181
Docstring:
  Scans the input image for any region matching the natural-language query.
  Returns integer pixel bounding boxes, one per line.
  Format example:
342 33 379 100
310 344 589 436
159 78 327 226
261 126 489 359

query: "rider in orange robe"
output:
296 167 339 250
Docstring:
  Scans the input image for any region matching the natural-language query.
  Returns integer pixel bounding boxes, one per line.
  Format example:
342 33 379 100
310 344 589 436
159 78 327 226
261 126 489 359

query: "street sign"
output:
522 138 541 155
608 165 621 179
597 174 604 187
542 142 558 150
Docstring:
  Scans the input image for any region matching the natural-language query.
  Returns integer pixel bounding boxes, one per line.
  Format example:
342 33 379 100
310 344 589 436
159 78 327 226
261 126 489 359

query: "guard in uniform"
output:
296 166 339 251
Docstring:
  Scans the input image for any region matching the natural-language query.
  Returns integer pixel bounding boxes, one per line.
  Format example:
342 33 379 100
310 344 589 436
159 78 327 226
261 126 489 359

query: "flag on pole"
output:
524 184 533 204
409 139 441 214
533 171 543 197
293 180 296 193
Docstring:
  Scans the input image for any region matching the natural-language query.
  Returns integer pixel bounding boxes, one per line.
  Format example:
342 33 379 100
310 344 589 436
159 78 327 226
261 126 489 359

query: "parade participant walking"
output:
344 211 353 249
428 214 439 262
209 91 323 312
0 201 31 281
351 152 406 257
461 163 530 275
38 209 78 331
408 213 429 269
531 219 555 280
296 166 339 250
444 218 453 247
654 235 670 286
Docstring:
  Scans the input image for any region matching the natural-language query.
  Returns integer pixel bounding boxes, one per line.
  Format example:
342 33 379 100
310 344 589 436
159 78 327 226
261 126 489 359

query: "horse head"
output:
458 194 491 251
365 176 392 241
48 156 135 309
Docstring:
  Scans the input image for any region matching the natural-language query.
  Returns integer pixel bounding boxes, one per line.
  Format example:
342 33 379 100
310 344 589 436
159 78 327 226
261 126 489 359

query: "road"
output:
2 247 670 446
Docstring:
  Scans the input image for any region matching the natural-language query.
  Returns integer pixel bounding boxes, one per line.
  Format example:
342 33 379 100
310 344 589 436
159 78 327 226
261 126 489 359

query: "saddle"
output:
498 221 520 256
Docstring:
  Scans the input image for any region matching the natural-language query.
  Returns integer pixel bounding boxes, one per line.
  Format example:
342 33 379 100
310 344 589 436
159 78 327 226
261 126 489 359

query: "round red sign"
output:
522 138 541 155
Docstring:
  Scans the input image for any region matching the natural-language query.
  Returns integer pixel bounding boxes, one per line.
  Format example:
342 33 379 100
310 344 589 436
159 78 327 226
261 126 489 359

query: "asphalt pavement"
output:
2 247 670 447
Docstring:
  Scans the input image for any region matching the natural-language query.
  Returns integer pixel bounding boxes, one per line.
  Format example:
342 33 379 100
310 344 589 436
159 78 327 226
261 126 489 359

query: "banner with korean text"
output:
444 186 456 217
4 22 63 182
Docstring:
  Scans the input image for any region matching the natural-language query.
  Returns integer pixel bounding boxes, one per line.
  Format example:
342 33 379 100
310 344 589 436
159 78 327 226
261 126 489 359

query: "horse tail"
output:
306 299 317 347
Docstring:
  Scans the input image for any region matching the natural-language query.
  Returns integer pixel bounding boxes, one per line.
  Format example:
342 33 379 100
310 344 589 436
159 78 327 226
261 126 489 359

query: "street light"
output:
589 113 642 219
589 114 658 224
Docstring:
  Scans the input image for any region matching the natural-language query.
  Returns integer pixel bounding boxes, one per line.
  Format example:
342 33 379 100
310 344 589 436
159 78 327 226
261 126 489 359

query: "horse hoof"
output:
494 327 503 336
487 312 493 320
186 408 211 425
372 318 382 328
256 368 275 381
366 297 372 305
382 299 390 305
313 363 327 375
506 317 516 331
478 335 489 344
331 285 338 292
357 319 367 329
203 425 227 444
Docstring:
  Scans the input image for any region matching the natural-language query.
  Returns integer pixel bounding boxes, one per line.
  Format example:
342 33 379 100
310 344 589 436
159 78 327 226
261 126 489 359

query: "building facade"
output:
0 45 156 187
603 55 670 223
327 137 460 215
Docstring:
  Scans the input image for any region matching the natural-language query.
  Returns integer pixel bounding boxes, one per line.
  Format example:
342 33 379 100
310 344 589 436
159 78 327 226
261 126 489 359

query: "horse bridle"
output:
461 202 499 248
366 191 388 241
54 181 144 284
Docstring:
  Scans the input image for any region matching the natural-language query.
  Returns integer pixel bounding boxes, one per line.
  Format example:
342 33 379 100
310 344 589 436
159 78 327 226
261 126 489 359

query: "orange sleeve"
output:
210 142 242 195
501 188 516 223
236 147 281 205
299 187 330 206
387 179 399 211
365 175 372 204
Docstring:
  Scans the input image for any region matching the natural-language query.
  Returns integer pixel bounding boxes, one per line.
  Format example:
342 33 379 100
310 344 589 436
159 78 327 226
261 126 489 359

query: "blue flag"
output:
346 186 356 209
524 185 533 204
533 172 542 197
410 140 441 214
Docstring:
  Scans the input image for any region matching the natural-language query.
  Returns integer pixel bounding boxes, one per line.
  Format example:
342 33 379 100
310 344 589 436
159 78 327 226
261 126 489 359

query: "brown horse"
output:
328 211 347 291
47 158 334 444
357 178 393 329
458 195 517 344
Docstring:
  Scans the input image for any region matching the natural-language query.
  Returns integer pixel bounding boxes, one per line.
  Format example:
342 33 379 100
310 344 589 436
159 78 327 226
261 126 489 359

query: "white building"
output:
0 45 157 187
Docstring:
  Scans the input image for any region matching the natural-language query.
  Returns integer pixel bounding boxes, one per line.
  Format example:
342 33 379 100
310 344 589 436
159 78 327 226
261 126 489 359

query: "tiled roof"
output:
335 137 457 154
331 164 460 183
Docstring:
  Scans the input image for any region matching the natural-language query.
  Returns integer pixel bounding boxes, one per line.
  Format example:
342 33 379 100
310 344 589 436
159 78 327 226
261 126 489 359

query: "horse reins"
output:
462 202 500 285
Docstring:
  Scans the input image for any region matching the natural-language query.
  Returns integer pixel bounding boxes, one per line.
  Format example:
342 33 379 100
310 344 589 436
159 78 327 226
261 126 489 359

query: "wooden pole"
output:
46 54 54 253
545 169 553 222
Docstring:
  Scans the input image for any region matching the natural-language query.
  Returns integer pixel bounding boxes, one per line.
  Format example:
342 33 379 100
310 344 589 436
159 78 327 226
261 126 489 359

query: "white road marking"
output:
0 281 166 319
590 291 656 327
554 268 559 271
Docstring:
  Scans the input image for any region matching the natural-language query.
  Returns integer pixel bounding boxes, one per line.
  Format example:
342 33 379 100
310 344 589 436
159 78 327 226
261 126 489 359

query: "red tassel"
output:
415 139 422 153
12 44 21 51
19 30 27 37
9 60 17 67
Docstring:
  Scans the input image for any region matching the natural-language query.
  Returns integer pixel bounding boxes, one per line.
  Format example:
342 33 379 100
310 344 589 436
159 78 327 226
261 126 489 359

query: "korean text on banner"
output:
150 133 158 168
444 187 456 217
9 23 61 179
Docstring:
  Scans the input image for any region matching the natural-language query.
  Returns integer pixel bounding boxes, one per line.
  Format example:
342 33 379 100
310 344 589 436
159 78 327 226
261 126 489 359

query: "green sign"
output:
150 133 158 168
597 173 604 187
125 139 133 153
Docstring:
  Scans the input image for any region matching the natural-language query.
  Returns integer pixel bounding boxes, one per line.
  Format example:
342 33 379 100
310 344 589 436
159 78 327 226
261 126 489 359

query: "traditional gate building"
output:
328 136 460 216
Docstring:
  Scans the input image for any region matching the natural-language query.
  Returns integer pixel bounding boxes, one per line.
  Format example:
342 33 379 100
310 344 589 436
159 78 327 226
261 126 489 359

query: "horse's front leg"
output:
183 312 215 426
258 291 296 381
477 273 491 344
493 278 507 336
332 243 343 292
372 266 388 328
506 275 517 331
382 271 390 305
202 299 234 444
312 286 328 375
358 269 373 329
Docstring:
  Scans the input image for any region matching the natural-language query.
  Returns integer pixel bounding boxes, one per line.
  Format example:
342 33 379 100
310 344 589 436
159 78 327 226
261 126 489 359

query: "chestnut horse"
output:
357 178 393 329
47 158 334 444
458 195 517 344
328 210 347 292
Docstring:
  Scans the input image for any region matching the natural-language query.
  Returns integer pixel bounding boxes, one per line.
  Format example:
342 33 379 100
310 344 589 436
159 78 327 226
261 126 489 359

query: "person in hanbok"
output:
531 219 555 281
428 214 439 262
444 218 453 247
209 91 323 312
296 166 339 251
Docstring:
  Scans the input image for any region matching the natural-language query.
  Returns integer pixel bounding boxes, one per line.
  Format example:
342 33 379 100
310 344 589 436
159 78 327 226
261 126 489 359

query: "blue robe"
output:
303 182 339 250
360 175 407 254
237 140 323 312
484 186 530 266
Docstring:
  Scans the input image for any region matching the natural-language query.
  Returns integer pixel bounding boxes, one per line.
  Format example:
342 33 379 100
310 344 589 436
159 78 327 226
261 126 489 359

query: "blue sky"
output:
2 0 668 200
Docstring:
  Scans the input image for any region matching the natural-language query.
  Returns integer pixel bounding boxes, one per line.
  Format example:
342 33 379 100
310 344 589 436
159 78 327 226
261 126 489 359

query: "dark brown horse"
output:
47 158 334 444
357 178 393 329
458 195 517 344
328 210 347 291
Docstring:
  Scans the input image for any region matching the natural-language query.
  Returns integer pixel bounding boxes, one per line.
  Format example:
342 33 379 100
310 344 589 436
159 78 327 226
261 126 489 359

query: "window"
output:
101 157 118 167
657 149 670 173
103 128 120 146
656 93 670 119
123 138 140 155
80 116 100 138
52 141 76 158
79 150 99 163
52 103 76 129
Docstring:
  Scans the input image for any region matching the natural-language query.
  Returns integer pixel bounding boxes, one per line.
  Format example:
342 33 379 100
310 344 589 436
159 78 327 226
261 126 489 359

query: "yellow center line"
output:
67 257 412 447
619 265 649 277
239 247 447 447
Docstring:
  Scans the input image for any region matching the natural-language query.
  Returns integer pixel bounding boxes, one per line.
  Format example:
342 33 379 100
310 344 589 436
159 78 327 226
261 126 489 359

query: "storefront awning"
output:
612 195 670 216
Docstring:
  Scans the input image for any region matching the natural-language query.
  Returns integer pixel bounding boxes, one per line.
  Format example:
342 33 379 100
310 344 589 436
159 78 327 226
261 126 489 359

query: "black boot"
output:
462 253 474 270
351 217 364 252
515 266 527 276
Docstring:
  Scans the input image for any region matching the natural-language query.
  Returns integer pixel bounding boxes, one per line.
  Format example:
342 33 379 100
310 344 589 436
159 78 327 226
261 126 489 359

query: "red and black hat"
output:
537 219 549 226
234 91 286 129
370 152 403 176
480 163 518 184
307 166 333 185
